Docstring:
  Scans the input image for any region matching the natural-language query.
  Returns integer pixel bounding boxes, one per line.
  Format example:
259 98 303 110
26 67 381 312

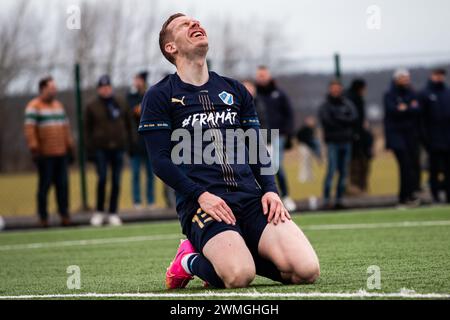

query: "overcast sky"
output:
2 0 450 71
159 0 450 69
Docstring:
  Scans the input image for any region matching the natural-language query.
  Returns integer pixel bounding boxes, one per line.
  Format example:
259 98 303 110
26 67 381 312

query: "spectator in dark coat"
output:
255 66 296 211
127 71 156 210
242 79 269 131
383 69 421 206
319 80 357 209
85 75 136 226
346 79 374 195
419 68 450 203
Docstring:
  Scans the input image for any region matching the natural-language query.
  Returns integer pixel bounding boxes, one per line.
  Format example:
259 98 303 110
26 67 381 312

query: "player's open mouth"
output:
189 29 206 39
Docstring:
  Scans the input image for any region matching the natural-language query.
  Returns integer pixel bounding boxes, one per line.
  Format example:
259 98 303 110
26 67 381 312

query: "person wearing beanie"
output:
85 74 136 226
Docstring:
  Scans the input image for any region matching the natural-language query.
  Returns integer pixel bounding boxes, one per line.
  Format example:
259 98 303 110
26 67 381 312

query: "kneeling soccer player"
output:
139 13 320 289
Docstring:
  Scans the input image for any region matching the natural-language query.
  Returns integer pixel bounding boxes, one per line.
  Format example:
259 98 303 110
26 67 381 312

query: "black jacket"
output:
84 96 136 154
319 95 357 143
345 89 365 134
127 89 146 155
383 83 420 151
256 81 294 136
419 81 450 151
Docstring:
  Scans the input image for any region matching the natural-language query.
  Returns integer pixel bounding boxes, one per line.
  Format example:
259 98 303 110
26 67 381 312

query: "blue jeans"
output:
95 149 124 213
130 154 155 205
323 143 352 204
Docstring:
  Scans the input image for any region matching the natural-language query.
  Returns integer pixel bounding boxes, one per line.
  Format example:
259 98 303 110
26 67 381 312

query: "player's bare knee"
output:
291 260 320 284
222 264 256 288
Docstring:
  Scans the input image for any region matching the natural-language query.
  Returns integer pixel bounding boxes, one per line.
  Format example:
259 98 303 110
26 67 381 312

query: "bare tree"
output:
206 16 290 78
103 1 123 78
0 0 42 98
141 0 161 67
67 1 104 88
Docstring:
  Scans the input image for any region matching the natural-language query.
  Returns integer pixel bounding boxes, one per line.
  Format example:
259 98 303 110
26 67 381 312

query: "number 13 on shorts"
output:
192 208 214 229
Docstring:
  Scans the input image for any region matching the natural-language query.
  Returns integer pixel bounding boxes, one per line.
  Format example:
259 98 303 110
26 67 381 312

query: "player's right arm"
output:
139 86 236 225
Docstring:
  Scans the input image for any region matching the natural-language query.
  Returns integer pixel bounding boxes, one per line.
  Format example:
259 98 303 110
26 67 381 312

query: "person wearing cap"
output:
419 68 450 204
383 69 421 207
126 71 156 210
85 75 136 226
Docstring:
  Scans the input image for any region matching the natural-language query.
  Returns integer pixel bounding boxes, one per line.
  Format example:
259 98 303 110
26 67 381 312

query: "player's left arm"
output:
237 81 291 225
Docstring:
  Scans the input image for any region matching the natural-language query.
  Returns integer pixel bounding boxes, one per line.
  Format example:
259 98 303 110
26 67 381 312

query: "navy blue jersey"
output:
139 72 278 228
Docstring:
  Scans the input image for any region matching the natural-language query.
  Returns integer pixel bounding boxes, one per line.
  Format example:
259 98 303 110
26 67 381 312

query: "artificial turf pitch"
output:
0 206 449 299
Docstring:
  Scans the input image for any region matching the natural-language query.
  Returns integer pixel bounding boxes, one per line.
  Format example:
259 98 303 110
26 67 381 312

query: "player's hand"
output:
30 148 40 162
397 103 407 111
262 192 291 225
198 192 236 225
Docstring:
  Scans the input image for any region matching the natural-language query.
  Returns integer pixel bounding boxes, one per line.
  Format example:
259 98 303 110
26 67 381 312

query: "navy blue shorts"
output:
181 192 268 256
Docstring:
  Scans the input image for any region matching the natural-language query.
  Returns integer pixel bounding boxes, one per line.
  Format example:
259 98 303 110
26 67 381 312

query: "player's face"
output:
255 69 272 86
304 116 316 127
97 85 113 98
431 73 446 83
329 83 343 97
133 76 146 91
42 80 57 101
396 75 410 87
167 16 208 60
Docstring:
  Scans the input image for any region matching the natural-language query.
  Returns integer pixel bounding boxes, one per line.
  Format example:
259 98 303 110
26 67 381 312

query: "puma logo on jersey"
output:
171 96 186 106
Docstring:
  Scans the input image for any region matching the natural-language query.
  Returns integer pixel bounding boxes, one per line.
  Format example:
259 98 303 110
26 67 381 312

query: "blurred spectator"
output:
242 79 271 148
319 80 357 210
242 79 268 130
255 66 296 211
24 76 74 227
383 69 421 207
346 79 374 195
127 71 156 210
296 116 322 183
419 68 450 204
85 75 135 226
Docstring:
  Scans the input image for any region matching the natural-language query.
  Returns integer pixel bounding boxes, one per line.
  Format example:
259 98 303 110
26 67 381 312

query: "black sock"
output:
253 255 289 284
187 254 225 288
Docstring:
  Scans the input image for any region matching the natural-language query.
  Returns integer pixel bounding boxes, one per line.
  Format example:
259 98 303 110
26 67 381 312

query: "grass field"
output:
0 152 402 216
1 206 449 300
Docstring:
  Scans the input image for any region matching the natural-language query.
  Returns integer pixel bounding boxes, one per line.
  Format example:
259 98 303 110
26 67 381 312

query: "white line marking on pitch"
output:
0 289 449 299
1 220 449 252
0 234 182 251
303 220 450 230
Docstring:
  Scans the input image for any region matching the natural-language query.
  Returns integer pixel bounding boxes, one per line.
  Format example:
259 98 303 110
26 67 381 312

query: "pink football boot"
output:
165 239 196 289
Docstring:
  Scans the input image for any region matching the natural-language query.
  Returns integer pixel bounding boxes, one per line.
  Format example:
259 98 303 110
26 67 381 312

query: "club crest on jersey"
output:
218 91 234 106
